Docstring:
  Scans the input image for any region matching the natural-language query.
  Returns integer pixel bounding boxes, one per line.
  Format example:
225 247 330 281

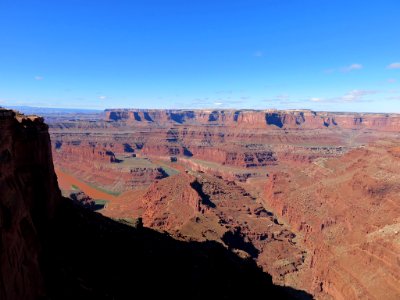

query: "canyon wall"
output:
263 144 400 299
105 109 400 131
46 108 400 299
0 109 61 299
52 110 361 185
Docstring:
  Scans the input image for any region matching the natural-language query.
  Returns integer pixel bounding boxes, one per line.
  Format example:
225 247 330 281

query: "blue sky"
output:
0 0 400 112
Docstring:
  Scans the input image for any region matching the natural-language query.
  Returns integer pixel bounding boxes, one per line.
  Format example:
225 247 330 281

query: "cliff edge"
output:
0 109 61 299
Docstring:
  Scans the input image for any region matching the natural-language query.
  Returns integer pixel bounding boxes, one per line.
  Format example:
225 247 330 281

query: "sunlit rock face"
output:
104 109 400 131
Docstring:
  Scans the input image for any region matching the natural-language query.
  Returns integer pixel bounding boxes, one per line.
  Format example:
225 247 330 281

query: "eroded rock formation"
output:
45 108 400 299
104 109 400 131
264 143 400 299
0 109 316 300
0 108 312 299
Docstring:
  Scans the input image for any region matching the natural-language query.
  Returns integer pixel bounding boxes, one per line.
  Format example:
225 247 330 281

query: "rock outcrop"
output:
0 109 61 299
117 169 307 284
140 174 204 229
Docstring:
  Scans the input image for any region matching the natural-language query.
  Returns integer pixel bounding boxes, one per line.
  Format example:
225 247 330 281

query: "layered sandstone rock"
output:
53 140 167 192
52 109 378 175
118 169 307 283
55 141 119 162
264 143 400 299
105 109 400 131
46 108 400 299
140 174 204 229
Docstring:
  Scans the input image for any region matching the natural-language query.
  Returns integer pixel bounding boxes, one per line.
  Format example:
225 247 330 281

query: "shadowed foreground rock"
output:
0 108 312 299
44 199 312 299
0 109 60 299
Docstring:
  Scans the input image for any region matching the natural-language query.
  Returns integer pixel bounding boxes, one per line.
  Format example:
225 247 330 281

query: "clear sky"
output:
1 0 399 112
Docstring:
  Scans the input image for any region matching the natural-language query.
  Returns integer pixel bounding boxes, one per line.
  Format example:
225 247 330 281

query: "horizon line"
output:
3 105 400 115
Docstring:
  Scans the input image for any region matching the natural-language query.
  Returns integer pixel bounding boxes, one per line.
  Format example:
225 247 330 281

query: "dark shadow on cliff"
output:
222 227 260 258
190 180 216 208
266 113 284 128
41 198 313 300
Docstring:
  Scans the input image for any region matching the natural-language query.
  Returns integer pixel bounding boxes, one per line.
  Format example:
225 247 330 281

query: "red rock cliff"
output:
104 109 400 131
0 109 61 300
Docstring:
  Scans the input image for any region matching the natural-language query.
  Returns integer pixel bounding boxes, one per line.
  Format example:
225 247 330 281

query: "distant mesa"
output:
104 108 400 131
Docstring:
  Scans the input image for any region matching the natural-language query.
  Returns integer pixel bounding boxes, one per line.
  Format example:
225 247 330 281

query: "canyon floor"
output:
47 109 400 300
